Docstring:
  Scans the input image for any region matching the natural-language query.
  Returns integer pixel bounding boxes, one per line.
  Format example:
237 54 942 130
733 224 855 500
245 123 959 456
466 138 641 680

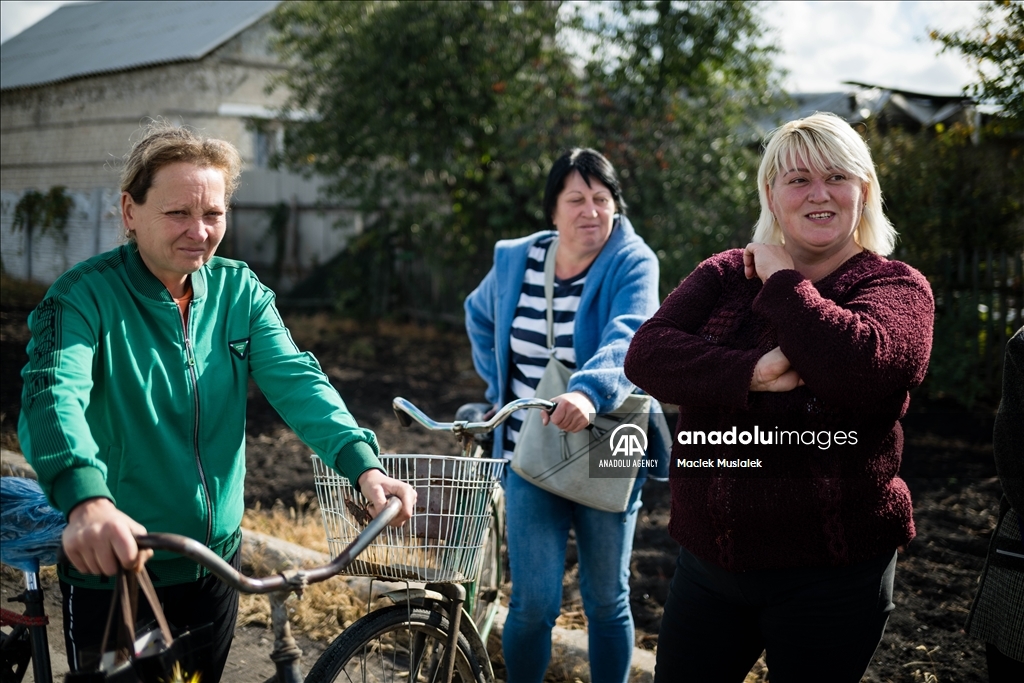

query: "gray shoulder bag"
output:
511 237 650 512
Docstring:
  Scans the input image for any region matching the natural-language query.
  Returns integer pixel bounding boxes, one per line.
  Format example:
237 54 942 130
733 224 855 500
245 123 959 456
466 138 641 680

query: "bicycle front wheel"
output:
304 604 489 683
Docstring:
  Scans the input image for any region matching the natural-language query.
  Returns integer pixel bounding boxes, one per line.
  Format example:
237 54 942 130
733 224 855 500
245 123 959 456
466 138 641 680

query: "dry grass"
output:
242 491 329 554
238 493 368 642
743 655 769 682
0 561 57 591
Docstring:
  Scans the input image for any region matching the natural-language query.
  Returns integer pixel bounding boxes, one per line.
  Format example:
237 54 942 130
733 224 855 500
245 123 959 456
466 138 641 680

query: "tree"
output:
12 187 74 282
270 1 784 313
271 1 586 316
870 122 1023 272
932 0 1024 126
568 1 784 291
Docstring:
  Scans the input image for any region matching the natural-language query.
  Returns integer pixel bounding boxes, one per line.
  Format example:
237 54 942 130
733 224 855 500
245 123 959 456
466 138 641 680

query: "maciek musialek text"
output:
675 458 763 468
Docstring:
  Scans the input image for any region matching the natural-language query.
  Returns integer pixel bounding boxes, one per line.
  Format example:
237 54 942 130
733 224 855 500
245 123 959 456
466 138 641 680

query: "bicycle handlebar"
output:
391 396 554 436
135 496 403 594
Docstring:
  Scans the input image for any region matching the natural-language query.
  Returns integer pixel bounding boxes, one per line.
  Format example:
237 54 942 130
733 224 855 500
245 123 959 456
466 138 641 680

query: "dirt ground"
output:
0 301 1002 682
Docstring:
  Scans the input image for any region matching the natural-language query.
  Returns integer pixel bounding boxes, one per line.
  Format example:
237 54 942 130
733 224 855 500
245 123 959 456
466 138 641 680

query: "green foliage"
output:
924 294 998 409
12 187 74 243
869 122 1024 272
271 0 586 315
932 0 1024 125
270 0 782 313
869 120 1023 410
580 1 785 291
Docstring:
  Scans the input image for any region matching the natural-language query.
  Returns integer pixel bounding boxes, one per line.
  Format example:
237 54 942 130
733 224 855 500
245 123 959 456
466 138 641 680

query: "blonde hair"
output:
121 123 242 239
752 112 896 256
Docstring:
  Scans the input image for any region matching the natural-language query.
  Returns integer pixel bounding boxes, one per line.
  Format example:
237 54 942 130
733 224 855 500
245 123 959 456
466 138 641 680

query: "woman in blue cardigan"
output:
464 148 660 683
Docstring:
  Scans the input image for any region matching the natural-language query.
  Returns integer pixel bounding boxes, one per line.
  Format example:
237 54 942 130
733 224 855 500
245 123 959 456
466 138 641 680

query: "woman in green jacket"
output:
19 124 416 680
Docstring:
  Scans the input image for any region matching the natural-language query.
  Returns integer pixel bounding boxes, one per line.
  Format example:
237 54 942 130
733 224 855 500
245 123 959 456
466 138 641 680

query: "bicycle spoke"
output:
303 605 486 683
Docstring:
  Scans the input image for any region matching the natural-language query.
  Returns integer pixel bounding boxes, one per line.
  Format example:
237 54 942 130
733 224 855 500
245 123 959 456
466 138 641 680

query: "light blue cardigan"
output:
465 216 661 454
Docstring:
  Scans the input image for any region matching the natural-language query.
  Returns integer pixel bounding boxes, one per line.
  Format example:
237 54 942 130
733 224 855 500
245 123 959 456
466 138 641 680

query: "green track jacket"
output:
19 244 382 586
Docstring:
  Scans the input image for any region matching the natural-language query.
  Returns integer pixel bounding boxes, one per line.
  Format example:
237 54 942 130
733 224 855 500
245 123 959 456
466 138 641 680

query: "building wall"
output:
0 185 359 292
0 19 285 191
0 18 357 293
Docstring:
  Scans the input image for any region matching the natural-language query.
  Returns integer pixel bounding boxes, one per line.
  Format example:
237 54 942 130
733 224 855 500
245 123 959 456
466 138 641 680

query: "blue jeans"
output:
502 468 642 683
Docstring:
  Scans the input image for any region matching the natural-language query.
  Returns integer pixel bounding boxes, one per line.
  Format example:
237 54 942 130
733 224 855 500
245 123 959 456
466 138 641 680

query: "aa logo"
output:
609 423 647 457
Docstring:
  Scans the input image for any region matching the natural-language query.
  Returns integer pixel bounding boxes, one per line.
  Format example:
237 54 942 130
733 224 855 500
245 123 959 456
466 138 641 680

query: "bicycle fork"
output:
268 590 303 683
431 583 466 683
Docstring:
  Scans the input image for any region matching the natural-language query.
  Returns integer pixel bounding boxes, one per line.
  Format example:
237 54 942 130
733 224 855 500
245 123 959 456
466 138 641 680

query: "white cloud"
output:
761 0 984 95
0 0 81 44
0 0 990 97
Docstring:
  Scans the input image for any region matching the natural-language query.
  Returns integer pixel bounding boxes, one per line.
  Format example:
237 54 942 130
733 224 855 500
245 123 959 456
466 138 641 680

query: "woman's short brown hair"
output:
121 123 243 206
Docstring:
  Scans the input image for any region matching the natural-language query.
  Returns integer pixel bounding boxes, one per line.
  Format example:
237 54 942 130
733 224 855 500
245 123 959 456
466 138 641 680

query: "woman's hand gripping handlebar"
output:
392 396 555 456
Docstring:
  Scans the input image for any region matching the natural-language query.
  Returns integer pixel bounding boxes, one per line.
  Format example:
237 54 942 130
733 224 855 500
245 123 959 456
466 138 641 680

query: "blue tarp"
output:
0 478 65 573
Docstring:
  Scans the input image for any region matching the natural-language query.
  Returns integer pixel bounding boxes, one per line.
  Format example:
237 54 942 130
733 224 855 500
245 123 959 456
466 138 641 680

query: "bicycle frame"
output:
3 397 552 683
0 569 51 683
384 397 555 658
1 497 404 683
134 497 403 683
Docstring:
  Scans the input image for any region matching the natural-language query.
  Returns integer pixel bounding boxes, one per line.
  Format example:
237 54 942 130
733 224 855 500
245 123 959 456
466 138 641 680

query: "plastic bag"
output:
0 477 66 572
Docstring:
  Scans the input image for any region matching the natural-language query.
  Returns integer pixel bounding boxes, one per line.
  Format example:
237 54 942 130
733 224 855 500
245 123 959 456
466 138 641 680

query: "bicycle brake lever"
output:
393 406 412 428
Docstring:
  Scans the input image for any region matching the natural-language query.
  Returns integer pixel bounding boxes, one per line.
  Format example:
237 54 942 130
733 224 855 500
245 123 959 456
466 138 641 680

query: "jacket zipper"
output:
181 301 213 547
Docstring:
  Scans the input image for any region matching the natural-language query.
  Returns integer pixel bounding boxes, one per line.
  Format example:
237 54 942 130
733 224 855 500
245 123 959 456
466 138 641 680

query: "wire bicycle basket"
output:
312 453 505 583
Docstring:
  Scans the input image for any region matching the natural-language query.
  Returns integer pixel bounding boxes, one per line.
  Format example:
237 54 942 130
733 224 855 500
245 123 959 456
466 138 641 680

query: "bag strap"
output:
98 567 175 663
97 571 126 664
543 236 559 353
135 568 174 646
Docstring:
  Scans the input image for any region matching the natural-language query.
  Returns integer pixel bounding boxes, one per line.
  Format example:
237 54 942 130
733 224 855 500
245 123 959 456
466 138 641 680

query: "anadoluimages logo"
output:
609 423 648 457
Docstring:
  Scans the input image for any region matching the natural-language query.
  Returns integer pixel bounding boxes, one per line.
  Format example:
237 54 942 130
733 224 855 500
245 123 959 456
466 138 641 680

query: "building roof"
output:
1 1 281 92
752 81 976 138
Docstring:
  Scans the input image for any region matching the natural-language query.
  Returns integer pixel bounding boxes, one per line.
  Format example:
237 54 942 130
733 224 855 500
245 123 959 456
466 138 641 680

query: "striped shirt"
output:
503 237 589 458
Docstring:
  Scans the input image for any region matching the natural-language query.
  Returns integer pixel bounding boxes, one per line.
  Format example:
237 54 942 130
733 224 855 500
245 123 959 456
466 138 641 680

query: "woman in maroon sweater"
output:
624 113 934 682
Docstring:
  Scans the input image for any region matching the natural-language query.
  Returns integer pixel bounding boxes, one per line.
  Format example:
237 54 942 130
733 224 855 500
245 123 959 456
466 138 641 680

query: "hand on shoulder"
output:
744 243 794 283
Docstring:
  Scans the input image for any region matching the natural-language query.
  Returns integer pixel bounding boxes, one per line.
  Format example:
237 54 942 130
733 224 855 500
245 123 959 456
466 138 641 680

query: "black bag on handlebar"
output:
64 569 212 683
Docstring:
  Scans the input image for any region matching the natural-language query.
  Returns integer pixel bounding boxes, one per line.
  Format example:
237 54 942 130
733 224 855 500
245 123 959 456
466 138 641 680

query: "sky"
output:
760 0 983 95
0 0 986 96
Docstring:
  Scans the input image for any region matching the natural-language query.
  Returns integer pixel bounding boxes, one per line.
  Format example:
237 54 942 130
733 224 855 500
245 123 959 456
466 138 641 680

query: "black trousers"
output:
987 642 1024 682
655 547 897 683
59 551 240 683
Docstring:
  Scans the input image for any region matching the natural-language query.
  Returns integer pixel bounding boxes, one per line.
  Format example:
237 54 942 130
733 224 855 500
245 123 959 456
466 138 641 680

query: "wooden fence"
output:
927 250 1023 406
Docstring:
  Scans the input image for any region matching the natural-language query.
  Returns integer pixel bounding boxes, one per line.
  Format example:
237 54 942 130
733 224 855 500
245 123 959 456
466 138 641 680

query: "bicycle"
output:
1 396 552 683
302 396 553 683
1 563 52 683
0 483 401 683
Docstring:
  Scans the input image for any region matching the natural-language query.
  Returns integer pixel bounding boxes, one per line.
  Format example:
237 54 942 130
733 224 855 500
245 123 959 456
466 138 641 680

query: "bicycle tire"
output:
303 604 489 683
1 626 33 683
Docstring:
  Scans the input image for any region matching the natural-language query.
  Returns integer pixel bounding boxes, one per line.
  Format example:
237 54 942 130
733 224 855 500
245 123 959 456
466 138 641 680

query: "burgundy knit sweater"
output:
625 249 934 571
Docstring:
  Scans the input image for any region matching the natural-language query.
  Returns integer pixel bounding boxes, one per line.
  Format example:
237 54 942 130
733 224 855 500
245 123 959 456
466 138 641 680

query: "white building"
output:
1 0 358 294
